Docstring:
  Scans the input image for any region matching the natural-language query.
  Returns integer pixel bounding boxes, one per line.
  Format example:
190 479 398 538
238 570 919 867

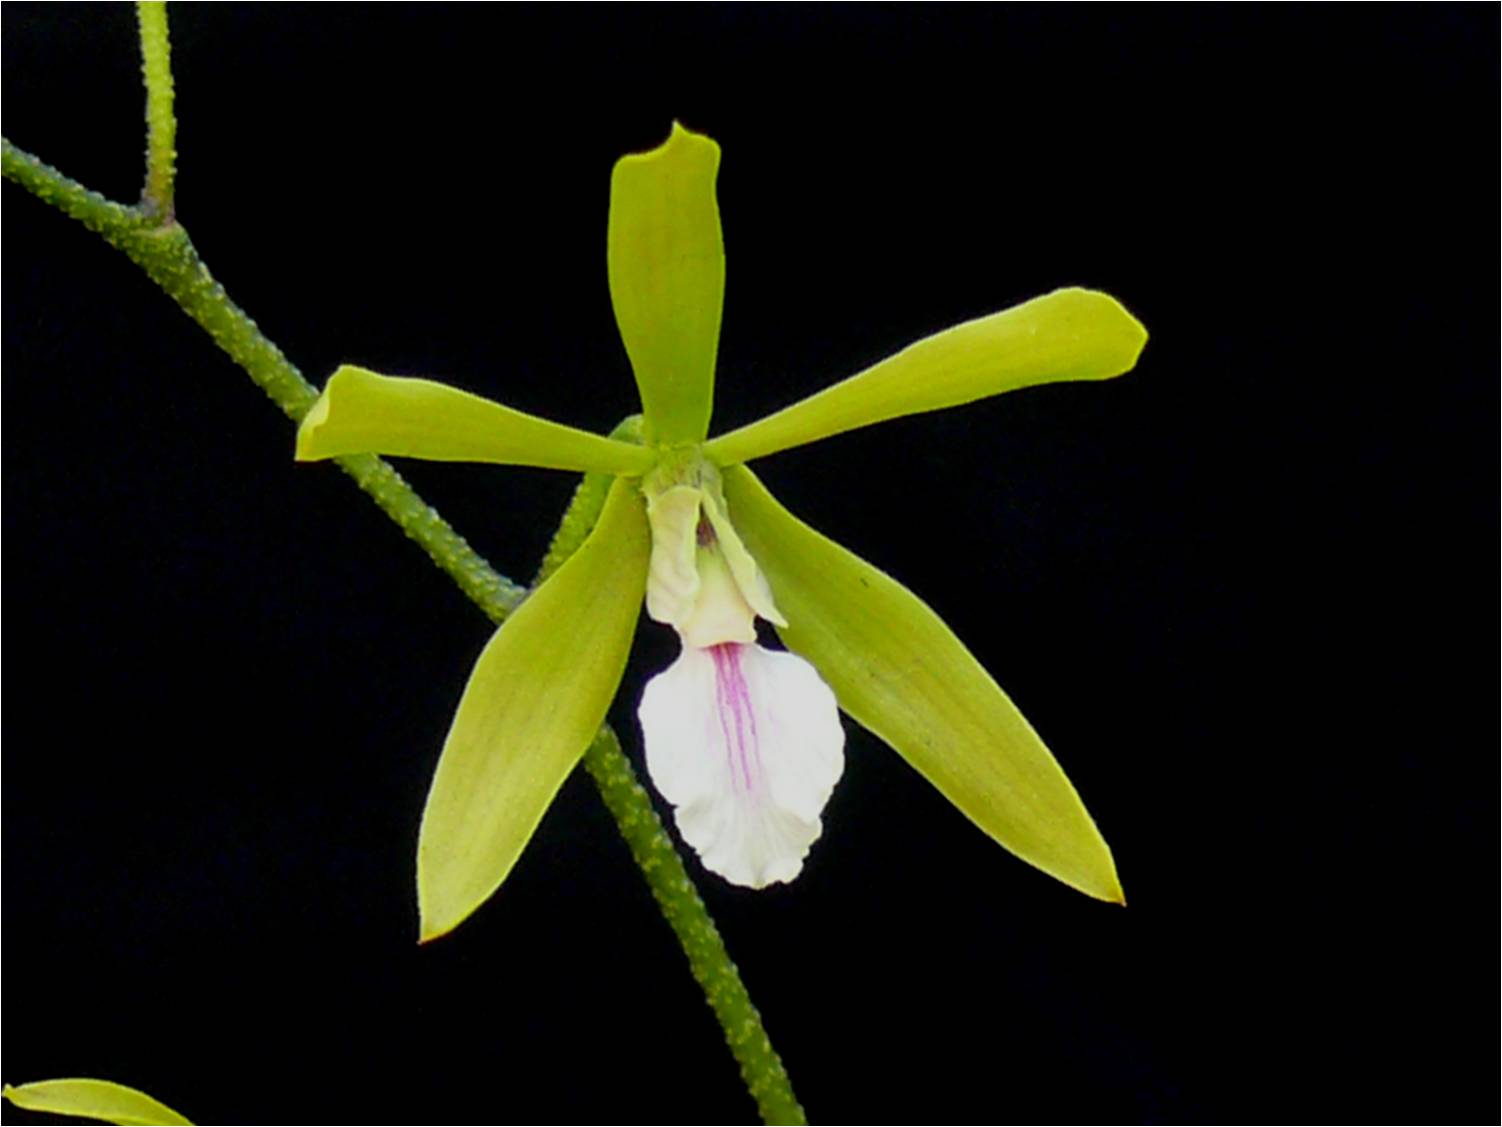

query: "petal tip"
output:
1096 870 1128 906
1066 287 1149 374
619 120 721 170
295 364 370 461
1114 299 1150 360
1079 857 1127 905
667 119 718 153
416 886 468 945
417 841 488 945
725 853 807 890
293 393 331 461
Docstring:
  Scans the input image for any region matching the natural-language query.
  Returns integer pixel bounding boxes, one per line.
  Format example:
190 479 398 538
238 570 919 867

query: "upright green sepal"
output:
706 288 1147 466
417 478 651 941
297 365 654 475
607 123 725 445
723 465 1124 903
3 1079 193 1126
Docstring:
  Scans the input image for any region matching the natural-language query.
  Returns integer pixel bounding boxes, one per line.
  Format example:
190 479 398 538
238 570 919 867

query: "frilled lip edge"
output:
638 641 845 888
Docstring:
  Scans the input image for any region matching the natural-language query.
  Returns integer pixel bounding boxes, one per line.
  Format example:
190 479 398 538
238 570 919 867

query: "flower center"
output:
641 453 787 648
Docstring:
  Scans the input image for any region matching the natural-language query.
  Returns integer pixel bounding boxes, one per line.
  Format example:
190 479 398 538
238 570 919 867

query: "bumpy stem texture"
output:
135 1 176 217
3 131 805 1123
583 727 806 1124
538 454 806 1125
0 141 527 621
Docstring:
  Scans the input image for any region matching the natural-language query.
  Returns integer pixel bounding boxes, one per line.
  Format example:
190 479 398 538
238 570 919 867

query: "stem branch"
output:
1 139 528 620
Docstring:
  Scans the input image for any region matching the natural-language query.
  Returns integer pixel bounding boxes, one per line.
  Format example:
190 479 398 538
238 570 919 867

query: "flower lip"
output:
639 640 845 889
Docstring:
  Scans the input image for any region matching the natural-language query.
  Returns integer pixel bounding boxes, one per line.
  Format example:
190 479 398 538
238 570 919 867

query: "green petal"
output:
296 365 654 474
705 288 1147 466
3 1079 193 1126
607 123 724 445
418 478 650 940
722 466 1124 903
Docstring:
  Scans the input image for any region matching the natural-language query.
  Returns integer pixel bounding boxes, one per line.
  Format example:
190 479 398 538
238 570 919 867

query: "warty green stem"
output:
0 139 526 621
582 726 807 1125
135 1 176 218
537 436 807 1126
3 136 806 1123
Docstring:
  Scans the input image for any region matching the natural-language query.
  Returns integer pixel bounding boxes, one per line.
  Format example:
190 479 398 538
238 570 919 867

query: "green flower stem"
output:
135 1 176 218
583 727 806 1126
0 140 527 621
3 137 806 1123
538 443 807 1127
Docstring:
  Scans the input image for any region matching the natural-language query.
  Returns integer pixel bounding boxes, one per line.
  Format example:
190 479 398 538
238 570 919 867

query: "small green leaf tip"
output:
4 1079 193 1126
295 365 654 474
608 122 725 445
705 288 1148 467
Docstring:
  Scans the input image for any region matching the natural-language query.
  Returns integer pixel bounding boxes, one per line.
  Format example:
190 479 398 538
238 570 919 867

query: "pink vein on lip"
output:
710 643 758 795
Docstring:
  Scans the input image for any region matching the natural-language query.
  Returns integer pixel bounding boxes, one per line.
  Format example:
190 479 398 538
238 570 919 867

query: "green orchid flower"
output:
296 123 1147 941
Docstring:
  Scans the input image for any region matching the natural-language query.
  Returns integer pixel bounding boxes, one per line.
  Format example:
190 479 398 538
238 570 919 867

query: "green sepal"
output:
296 365 654 475
607 123 724 445
705 288 1147 466
722 465 1124 903
417 477 650 941
3 1079 193 1126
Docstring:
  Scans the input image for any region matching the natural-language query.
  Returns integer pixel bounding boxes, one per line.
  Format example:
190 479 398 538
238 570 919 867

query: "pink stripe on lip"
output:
710 643 759 795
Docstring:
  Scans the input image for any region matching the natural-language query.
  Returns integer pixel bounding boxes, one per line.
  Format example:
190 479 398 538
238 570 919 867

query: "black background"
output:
4 5 1495 1124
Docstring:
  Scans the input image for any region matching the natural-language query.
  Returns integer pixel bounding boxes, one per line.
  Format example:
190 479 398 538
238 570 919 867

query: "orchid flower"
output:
296 124 1147 941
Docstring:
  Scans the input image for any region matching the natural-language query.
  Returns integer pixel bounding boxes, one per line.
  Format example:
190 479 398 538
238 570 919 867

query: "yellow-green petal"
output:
722 466 1123 903
296 365 654 474
607 123 724 445
3 1079 192 1126
417 478 650 940
705 288 1147 466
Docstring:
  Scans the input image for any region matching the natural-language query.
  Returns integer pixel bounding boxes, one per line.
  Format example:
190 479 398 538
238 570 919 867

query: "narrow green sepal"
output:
3 1079 193 1126
607 123 724 445
722 465 1124 904
417 477 650 941
705 288 1147 466
296 365 655 475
